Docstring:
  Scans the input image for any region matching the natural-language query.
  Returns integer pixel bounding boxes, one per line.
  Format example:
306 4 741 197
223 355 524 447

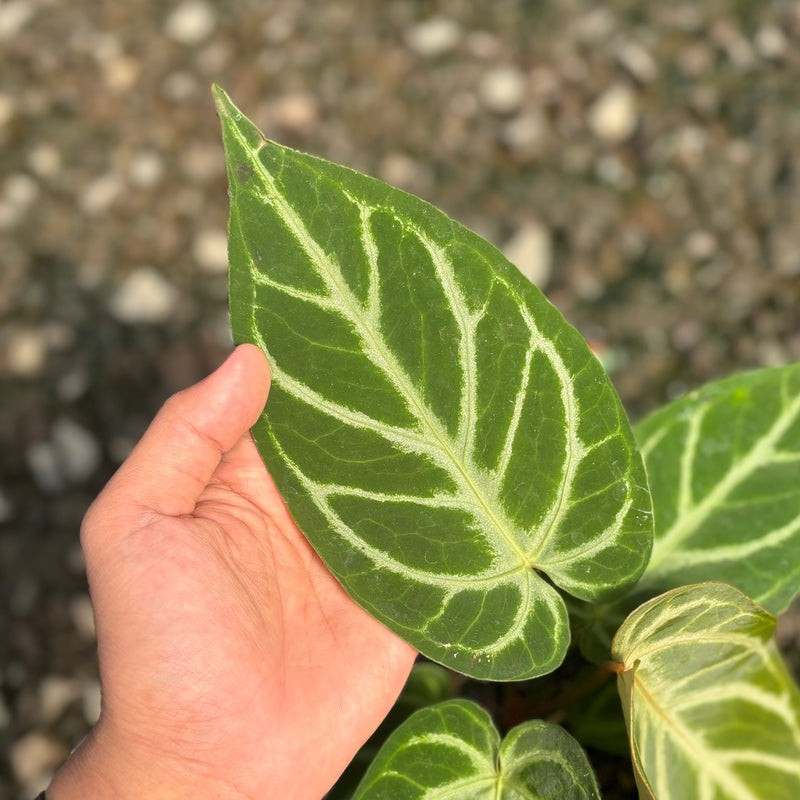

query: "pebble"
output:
615 40 658 84
588 84 638 143
4 326 47 377
755 25 788 61
501 110 549 159
378 152 431 195
270 92 320 133
28 143 62 179
109 266 179 324
39 676 82 724
69 594 96 641
128 149 165 189
9 732 68 792
26 418 102 492
163 0 218 46
405 17 461 58
502 220 553 289
0 172 39 229
79 173 123 216
478 66 527 115
0 0 35 41
193 228 229 274
82 680 102 725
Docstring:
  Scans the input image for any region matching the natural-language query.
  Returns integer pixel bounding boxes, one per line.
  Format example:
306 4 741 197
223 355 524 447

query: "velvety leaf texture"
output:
216 86 653 680
614 583 800 800
635 363 800 613
352 699 600 800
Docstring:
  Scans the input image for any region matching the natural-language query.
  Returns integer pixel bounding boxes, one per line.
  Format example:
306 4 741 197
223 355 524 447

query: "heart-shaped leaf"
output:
634 363 800 613
216 86 652 680
613 582 800 800
352 699 600 800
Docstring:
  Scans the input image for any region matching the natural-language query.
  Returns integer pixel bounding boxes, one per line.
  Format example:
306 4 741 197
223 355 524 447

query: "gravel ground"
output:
2 1 800 797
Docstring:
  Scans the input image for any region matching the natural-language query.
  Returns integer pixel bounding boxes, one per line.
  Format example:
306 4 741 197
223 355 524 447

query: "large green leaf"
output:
635 363 800 613
613 582 800 800
215 86 652 680
352 699 600 799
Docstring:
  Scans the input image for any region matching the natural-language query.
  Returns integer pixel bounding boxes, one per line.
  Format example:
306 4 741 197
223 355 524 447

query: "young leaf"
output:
215 85 652 680
613 582 800 800
352 699 601 799
635 363 800 613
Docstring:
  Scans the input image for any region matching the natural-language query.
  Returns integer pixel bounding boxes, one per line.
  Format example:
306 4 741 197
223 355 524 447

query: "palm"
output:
80 346 416 800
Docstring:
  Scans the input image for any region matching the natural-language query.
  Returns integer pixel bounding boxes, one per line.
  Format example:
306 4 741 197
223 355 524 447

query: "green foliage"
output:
216 86 800 799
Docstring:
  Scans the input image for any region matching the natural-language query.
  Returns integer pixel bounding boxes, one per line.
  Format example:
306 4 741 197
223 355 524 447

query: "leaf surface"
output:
635 363 800 612
216 85 652 680
352 699 600 800
613 582 800 800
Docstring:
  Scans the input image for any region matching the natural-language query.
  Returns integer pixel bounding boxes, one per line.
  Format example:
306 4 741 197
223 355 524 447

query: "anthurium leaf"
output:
352 699 601 800
634 363 800 613
613 582 800 800
215 85 652 681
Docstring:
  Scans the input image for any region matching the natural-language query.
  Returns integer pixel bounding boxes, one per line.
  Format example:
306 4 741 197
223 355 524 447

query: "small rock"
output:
502 221 552 289
0 0 35 41
39 676 82 724
80 172 122 216
164 0 217 46
193 228 229 274
0 172 39 229
25 441 63 493
378 153 431 195
109 266 178 324
129 150 165 189
10 732 68 791
82 680 102 725
615 40 658 83
180 142 224 182
4 326 47 376
755 25 788 61
501 110 549 159
478 66 527 115
271 92 320 133
588 84 638 143
685 230 717 261
69 594 96 641
50 417 102 485
28 143 62 179
405 17 461 58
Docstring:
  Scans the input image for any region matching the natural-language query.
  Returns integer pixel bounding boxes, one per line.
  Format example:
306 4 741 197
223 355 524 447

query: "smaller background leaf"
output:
614 582 800 800
353 699 600 799
634 363 800 613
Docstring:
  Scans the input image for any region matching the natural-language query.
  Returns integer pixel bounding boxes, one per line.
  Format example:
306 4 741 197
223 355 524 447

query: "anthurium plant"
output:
214 85 800 800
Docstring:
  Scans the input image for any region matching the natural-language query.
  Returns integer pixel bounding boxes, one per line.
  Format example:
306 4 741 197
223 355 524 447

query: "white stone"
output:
80 172 122 215
755 25 788 60
478 66 527 115
69 594 97 640
39 676 82 724
501 111 548 156
193 228 229 274
271 92 319 132
0 0 35 41
28 143 62 179
50 417 102 485
10 732 68 790
129 150 165 188
0 172 39 228
588 84 638 143
616 40 658 83
405 17 461 58
25 441 63 493
164 1 217 46
82 680 102 724
109 266 178 324
5 326 47 376
503 221 552 289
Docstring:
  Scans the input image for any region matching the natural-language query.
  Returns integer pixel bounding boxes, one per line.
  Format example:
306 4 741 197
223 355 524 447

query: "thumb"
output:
88 344 270 529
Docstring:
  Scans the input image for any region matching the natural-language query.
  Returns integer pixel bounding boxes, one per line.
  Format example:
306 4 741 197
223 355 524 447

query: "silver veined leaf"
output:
216 85 653 680
635 363 800 613
352 699 601 800
614 582 800 800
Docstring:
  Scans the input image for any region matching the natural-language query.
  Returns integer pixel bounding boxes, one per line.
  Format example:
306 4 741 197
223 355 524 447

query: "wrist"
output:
46 723 249 800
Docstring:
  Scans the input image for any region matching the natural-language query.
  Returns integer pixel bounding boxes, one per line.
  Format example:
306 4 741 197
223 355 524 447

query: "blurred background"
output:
2 0 800 796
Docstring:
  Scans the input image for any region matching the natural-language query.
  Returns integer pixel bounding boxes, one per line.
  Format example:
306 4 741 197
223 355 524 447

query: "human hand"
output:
48 344 417 800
